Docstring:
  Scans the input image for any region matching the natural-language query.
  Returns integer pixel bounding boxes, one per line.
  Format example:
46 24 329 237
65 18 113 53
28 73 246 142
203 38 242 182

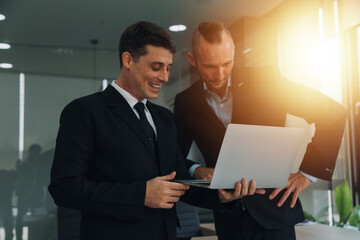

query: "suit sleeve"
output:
173 134 234 211
48 100 146 219
277 75 347 181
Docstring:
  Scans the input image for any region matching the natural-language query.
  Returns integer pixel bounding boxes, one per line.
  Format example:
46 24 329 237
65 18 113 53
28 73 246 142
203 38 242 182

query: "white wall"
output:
341 0 360 30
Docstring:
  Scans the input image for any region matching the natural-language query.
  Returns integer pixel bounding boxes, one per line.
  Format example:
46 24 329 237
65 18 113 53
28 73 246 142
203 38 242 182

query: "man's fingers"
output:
218 189 225 196
218 179 267 203
219 188 234 197
240 179 248 196
255 188 266 194
168 196 181 203
158 171 176 181
203 174 212 180
167 181 189 190
290 190 300 208
168 189 187 197
234 182 242 196
277 189 292 207
162 202 174 209
269 187 283 200
218 188 229 197
270 172 312 207
247 180 257 195
194 167 214 180
145 172 191 209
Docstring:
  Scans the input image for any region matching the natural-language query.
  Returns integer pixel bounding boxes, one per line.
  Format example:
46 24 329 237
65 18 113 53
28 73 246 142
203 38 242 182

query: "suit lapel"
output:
192 80 226 131
231 67 257 124
102 86 158 164
146 102 168 174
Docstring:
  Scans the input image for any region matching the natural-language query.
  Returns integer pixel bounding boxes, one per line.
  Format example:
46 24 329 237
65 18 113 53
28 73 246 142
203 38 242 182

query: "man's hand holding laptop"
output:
218 178 266 203
193 166 214 180
193 166 266 203
194 166 311 206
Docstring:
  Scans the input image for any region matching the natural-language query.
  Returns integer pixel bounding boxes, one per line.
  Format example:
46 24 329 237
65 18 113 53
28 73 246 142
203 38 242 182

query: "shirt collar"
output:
111 80 148 110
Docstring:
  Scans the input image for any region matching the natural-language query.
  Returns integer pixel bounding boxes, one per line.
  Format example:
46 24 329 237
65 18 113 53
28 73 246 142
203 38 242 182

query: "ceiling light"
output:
0 43 11 49
0 63 13 69
169 24 187 32
0 14 5 21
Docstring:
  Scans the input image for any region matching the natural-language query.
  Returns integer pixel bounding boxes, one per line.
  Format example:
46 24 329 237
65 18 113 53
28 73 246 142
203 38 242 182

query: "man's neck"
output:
115 75 144 102
204 76 231 99
213 88 227 99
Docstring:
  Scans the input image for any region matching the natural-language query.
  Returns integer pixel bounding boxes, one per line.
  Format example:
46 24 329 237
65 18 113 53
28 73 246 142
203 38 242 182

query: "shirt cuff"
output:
299 171 318 182
189 164 202 177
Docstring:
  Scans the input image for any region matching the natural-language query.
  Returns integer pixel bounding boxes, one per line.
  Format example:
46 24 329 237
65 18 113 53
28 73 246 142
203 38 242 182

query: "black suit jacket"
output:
49 85 223 240
174 66 347 233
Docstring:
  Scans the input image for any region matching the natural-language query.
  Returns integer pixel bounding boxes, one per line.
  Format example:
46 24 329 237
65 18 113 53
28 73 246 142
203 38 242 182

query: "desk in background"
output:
193 223 360 240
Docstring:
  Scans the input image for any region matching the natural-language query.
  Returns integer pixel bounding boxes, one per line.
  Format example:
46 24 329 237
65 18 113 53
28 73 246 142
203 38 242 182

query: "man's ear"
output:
122 52 133 69
187 52 196 67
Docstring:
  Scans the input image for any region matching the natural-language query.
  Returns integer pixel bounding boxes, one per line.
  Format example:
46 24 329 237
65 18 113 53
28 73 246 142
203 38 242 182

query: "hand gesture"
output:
269 172 311 208
145 171 189 209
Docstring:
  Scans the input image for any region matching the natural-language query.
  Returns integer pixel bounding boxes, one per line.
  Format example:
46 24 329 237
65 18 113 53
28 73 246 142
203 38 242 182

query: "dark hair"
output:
192 21 233 48
29 144 42 153
118 21 176 69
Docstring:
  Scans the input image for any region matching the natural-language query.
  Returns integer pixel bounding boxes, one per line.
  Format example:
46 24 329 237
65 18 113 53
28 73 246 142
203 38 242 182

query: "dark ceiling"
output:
0 0 284 80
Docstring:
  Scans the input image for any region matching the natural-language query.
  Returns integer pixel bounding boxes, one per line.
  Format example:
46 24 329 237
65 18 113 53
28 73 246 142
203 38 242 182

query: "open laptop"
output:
176 124 305 189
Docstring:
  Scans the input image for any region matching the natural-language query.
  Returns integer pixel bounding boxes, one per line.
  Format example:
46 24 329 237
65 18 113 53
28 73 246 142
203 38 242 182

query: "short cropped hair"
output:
192 21 233 50
118 21 176 69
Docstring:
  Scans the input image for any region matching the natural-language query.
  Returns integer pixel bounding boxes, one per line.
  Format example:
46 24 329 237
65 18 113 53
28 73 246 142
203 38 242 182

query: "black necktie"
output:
134 102 157 155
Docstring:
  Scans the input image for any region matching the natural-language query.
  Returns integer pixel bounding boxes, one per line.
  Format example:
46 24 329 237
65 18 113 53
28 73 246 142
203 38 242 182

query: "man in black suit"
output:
174 21 347 240
49 21 260 240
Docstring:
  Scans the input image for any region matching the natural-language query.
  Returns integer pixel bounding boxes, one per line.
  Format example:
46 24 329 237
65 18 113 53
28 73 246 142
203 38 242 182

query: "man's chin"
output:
209 84 227 92
146 93 160 100
205 80 227 89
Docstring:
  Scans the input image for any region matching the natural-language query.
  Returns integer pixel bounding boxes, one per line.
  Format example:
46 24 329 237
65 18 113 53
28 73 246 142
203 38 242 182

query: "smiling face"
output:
118 45 173 101
188 31 234 98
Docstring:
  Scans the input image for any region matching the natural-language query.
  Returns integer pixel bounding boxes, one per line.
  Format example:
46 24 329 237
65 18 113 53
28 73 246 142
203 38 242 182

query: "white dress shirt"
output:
111 81 157 137
203 77 233 127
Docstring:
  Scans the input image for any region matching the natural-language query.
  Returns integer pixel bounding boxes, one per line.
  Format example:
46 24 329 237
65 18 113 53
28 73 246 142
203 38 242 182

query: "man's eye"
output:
152 67 160 71
224 62 233 67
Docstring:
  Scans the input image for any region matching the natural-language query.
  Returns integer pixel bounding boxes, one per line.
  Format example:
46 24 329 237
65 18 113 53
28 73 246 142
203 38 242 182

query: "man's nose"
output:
215 68 225 80
159 69 169 82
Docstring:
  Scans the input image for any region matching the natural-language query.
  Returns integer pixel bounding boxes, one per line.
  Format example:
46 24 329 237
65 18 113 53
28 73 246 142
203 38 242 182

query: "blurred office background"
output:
0 0 359 239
